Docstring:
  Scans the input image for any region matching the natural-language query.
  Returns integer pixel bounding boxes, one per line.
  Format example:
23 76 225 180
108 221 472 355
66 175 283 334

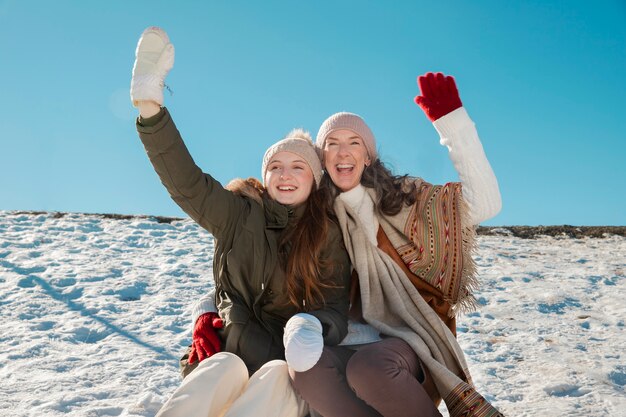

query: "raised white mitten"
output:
283 313 323 372
130 26 175 107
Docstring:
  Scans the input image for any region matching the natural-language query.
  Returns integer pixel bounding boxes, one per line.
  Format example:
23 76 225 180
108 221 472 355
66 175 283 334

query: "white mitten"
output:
283 313 324 372
130 26 175 107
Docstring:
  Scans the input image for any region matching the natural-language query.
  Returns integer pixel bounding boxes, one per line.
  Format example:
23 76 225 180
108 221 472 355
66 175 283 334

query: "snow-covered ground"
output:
1 211 624 417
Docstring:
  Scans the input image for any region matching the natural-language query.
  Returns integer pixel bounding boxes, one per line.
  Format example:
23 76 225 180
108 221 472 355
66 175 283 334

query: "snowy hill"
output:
1 211 624 416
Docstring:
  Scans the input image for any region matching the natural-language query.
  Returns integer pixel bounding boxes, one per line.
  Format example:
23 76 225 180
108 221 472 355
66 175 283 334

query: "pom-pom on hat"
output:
315 112 377 160
262 129 323 188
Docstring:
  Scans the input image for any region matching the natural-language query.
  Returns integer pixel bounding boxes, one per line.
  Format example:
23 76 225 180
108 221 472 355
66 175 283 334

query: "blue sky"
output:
1 0 624 225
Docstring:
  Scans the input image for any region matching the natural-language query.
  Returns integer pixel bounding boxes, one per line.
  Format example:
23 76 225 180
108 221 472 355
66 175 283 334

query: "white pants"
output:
156 352 309 417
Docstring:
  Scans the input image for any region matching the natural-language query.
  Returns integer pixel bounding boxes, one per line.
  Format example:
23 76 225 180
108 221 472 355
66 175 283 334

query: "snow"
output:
0 211 624 417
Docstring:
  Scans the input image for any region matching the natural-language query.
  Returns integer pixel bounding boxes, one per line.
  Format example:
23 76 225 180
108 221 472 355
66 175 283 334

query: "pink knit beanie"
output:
315 112 377 160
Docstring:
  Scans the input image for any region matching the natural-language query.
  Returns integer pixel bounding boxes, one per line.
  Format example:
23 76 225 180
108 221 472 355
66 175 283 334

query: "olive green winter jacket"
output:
136 108 351 373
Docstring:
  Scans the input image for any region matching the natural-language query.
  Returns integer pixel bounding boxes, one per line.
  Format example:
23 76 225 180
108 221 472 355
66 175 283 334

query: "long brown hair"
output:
279 182 338 311
226 177 338 310
321 158 417 216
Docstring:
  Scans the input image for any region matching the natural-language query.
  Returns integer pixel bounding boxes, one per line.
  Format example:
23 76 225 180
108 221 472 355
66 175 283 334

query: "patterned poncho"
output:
334 178 503 417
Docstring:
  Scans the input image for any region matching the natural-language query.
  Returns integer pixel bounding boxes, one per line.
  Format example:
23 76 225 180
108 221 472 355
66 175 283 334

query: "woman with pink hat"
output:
287 73 504 417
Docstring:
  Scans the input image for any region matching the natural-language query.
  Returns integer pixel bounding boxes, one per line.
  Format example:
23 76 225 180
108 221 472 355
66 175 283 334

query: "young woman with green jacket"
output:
130 27 351 417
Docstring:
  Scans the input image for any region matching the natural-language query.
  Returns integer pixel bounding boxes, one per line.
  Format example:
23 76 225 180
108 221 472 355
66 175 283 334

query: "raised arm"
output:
414 72 502 224
130 27 248 236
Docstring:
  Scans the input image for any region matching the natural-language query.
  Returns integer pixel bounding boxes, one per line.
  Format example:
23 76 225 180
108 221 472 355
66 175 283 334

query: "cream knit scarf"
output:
333 180 503 417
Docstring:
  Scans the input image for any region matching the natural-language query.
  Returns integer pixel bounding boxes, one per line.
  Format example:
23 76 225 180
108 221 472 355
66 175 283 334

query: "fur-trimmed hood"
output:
225 177 265 206
225 177 298 228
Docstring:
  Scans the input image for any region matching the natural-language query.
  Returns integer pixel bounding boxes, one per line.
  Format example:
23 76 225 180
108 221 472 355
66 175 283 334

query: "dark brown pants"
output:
290 337 442 417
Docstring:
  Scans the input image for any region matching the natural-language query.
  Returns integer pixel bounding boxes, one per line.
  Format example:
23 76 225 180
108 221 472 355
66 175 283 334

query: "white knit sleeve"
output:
190 287 218 329
432 107 502 225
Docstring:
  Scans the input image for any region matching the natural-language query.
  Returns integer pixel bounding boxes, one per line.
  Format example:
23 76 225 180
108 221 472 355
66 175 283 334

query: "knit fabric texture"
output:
262 129 322 187
315 112 377 160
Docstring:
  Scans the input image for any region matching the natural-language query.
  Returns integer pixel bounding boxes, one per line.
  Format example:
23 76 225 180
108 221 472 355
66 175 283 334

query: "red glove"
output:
414 72 463 122
188 312 224 364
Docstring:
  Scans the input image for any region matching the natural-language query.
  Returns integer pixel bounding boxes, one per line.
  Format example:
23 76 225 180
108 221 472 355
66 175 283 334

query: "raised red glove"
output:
188 312 224 364
414 72 463 122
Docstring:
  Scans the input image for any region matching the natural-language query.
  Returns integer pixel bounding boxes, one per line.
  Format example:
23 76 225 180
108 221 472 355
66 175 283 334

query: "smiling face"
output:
264 151 315 206
322 129 371 192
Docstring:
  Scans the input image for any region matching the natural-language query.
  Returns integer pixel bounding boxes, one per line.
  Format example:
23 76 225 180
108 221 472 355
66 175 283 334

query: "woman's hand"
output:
188 312 224 364
130 26 175 108
414 72 462 122
284 313 324 372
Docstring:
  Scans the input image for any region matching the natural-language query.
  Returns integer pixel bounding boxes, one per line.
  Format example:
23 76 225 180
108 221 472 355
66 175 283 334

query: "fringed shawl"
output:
333 178 503 417
381 179 478 315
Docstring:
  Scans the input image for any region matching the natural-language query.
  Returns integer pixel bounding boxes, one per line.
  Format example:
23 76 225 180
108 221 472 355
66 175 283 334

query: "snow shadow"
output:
29 275 177 361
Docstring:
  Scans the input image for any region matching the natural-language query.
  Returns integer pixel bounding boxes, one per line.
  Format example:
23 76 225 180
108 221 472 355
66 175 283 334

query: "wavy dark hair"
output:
278 181 338 311
321 158 417 216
